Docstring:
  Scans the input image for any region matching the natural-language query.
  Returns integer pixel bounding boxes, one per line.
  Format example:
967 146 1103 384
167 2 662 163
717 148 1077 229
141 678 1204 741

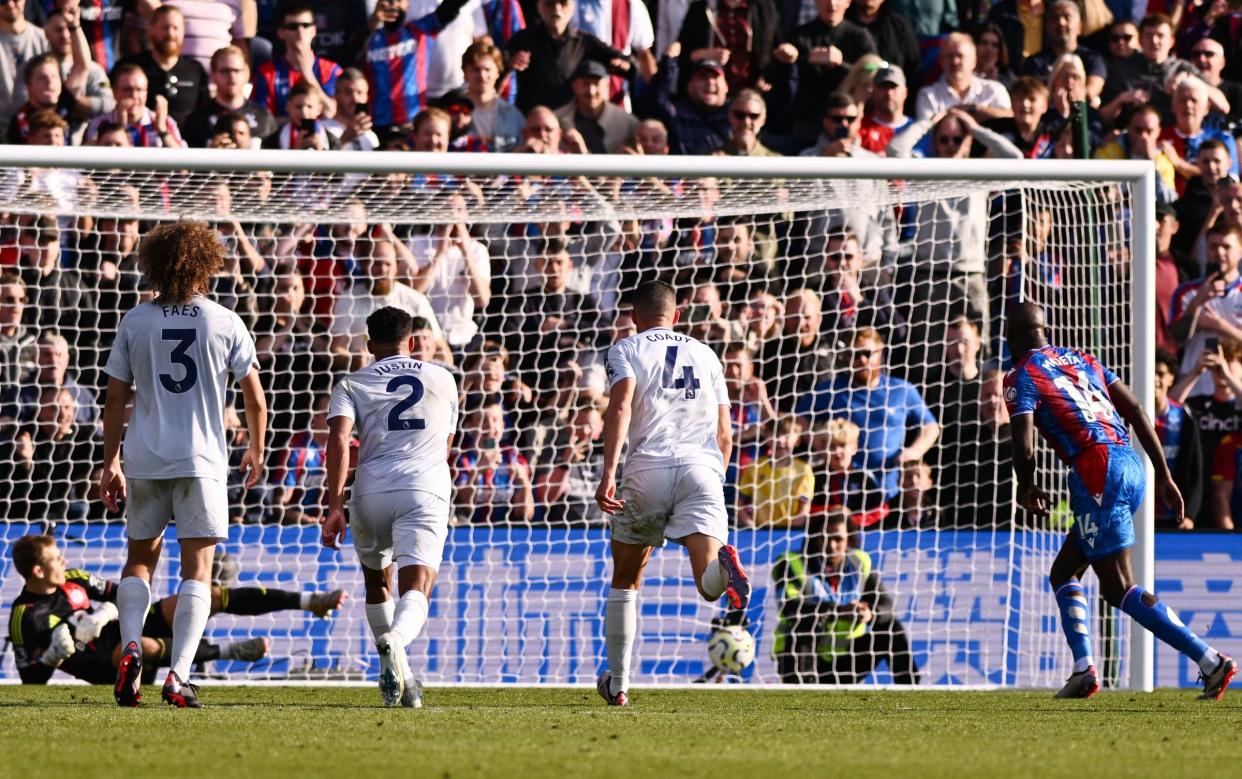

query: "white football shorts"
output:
350 489 450 571
613 464 729 548
127 477 229 541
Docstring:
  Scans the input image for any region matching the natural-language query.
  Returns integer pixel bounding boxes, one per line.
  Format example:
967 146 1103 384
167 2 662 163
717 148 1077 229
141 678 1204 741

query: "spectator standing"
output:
24 0 137 73
183 45 275 147
164 0 253 71
886 0 955 40
404 0 526 101
252 3 340 119
915 32 1012 120
574 0 655 103
116 4 208 128
676 0 779 93
1154 349 1201 530
1169 221 1242 397
555 59 637 153
1020 0 1106 100
42 7 114 135
973 22 1015 89
1171 336 1242 528
360 0 471 134
769 0 876 150
454 401 535 523
859 65 911 153
506 0 628 115
847 0 919 88
721 88 780 156
407 196 491 351
1188 36 1242 126
1159 76 1240 192
461 38 523 152
796 326 939 507
0 0 48 123
649 54 731 155
6 52 73 144
322 67 379 151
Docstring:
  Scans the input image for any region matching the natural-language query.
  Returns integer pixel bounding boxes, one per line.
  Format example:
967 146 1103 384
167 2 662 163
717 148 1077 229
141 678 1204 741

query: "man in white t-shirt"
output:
329 237 450 369
321 306 459 708
408 209 491 350
99 221 268 709
594 280 750 707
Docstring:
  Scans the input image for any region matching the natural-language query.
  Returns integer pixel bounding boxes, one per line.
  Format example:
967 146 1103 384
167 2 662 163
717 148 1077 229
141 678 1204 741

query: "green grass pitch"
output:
0 686 1235 778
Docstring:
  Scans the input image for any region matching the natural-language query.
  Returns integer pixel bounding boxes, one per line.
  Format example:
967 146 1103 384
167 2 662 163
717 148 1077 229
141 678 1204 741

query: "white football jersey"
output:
605 327 730 475
104 296 258 480
328 355 459 501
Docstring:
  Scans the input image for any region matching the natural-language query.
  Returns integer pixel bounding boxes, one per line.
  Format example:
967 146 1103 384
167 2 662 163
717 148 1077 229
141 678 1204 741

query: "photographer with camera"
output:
183 46 276 148
799 93 873 158
323 68 378 152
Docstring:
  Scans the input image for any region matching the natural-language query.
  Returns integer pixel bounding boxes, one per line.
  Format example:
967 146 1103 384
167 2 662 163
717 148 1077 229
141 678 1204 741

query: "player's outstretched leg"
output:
215 586 347 619
1096 552 1234 701
162 538 216 708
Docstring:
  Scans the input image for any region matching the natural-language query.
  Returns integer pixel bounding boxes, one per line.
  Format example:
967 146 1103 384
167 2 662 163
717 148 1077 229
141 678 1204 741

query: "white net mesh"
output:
0 157 1140 686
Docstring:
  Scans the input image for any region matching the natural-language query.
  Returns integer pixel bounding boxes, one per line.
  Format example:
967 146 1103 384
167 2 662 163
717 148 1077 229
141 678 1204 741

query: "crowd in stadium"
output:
0 0 1240 532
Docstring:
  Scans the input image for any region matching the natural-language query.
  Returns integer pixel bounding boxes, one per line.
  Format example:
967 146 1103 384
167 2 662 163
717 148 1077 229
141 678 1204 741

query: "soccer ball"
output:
707 626 755 673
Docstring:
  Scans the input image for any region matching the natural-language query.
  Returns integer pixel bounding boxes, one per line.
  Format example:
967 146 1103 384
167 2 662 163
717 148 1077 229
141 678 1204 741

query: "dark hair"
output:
366 306 414 344
821 92 858 117
1198 137 1229 157
632 280 677 322
1207 219 1242 243
1140 13 1172 32
1155 347 1178 375
804 508 851 543
288 80 318 101
110 62 146 85
12 534 55 579
973 22 1011 70
277 2 316 23
138 221 226 304
408 315 433 332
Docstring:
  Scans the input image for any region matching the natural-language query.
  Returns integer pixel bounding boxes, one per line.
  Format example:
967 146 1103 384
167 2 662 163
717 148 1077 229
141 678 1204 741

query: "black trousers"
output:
775 616 921 685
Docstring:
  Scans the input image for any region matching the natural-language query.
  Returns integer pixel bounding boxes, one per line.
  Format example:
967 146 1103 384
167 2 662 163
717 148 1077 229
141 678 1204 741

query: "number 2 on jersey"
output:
159 329 198 394
661 346 700 400
386 376 426 431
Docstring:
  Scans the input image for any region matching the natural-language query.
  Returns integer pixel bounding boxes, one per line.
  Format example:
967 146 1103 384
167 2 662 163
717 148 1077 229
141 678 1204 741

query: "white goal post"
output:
0 148 1156 690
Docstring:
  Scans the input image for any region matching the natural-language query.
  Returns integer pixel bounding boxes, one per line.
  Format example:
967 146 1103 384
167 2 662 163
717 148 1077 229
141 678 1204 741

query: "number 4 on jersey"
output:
661 346 700 400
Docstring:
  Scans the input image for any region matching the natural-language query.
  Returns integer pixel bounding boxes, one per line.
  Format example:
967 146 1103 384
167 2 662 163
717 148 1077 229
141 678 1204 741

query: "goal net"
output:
0 151 1153 688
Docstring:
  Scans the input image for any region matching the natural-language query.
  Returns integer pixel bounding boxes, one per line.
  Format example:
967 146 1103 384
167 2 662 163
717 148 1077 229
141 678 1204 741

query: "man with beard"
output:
116 4 207 127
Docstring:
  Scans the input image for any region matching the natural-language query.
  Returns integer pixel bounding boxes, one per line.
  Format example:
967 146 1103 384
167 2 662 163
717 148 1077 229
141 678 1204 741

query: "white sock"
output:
117 576 151 651
1199 647 1222 675
365 600 395 641
699 559 727 600
169 579 212 683
389 591 429 648
1073 656 1095 674
606 588 638 695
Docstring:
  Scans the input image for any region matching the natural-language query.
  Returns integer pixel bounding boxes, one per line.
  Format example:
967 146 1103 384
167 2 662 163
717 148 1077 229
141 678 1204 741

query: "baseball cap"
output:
693 59 726 77
874 66 905 88
572 60 609 81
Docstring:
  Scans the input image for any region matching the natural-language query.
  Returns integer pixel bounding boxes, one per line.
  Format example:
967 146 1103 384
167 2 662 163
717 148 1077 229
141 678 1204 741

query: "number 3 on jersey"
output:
661 346 700 400
387 376 426 431
159 329 198 394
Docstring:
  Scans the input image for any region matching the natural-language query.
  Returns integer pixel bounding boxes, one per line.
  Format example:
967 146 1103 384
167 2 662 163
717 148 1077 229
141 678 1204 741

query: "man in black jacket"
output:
847 0 919 90
507 0 630 114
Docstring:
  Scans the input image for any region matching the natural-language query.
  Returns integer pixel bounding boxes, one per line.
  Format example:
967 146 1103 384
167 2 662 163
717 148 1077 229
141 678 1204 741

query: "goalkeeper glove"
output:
71 602 119 646
41 623 76 668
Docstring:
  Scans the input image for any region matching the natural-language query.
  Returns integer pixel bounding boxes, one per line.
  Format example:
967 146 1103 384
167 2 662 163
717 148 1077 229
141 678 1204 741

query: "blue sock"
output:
1054 581 1094 673
1119 586 1217 672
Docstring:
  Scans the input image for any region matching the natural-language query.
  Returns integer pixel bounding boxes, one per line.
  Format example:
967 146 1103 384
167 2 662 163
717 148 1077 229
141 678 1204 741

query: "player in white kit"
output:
99 222 268 708
594 281 750 707
321 307 459 708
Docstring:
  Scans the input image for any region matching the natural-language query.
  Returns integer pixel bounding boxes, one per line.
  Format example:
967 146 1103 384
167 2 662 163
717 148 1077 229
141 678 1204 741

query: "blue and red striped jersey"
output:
363 14 452 128
1004 345 1129 466
252 56 343 117
483 0 524 45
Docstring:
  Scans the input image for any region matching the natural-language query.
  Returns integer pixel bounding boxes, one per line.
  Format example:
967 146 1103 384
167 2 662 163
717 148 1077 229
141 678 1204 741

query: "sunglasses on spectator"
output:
825 114 858 124
1110 34 1134 42
731 109 762 121
937 135 965 145
282 21 315 30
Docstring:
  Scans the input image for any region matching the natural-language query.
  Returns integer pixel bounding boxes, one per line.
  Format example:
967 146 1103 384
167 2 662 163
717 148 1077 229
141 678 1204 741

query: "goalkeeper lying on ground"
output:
7 534 346 684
